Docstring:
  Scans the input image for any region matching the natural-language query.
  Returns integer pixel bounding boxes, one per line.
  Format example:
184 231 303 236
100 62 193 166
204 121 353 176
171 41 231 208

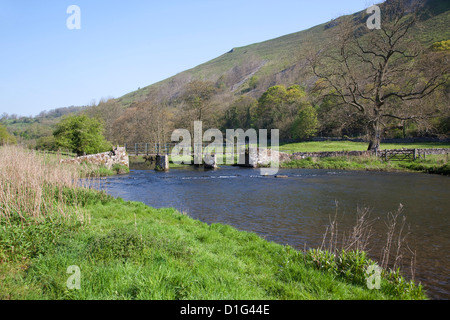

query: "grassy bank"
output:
281 154 450 175
278 141 450 175
80 163 130 177
0 146 427 300
278 141 450 153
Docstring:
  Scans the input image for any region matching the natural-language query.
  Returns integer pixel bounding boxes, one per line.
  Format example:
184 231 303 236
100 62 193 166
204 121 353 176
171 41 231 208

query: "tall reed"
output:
0 145 85 223
318 203 417 281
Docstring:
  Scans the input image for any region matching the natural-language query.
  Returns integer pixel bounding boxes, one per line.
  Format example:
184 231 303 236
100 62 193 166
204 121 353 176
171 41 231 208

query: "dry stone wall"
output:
290 148 449 161
61 146 129 169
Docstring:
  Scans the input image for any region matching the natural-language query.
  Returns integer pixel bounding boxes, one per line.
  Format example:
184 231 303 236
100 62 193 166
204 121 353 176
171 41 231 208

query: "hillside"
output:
3 0 449 148
116 0 450 108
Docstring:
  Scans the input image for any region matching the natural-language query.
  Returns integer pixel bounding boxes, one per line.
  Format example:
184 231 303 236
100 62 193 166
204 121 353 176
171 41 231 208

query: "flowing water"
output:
94 166 450 299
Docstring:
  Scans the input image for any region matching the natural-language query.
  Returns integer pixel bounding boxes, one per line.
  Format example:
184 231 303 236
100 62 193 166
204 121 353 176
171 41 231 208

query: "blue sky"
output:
0 0 378 117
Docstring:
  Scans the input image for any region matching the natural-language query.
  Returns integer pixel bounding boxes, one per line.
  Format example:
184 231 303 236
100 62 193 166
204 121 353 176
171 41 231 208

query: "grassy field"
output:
0 146 426 300
278 141 450 153
281 154 450 174
277 141 450 175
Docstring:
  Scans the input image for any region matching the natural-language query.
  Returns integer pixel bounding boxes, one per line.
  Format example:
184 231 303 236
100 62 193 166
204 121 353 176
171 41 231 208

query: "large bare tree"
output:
112 99 171 145
311 0 449 150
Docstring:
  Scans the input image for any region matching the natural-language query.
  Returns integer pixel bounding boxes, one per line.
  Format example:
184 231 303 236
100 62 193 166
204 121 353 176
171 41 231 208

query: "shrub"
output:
53 115 112 156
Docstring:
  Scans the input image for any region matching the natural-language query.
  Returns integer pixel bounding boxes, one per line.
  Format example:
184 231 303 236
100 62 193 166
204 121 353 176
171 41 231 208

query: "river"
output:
93 166 450 299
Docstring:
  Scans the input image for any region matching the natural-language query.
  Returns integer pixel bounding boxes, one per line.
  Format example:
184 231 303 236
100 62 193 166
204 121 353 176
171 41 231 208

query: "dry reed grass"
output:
320 202 417 280
0 145 88 223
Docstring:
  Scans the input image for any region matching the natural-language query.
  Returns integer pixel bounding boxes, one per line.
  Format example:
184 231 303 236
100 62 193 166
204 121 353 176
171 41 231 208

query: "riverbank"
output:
0 146 427 300
0 190 426 300
81 163 130 177
278 141 450 175
128 141 450 175
280 154 450 175
278 141 450 153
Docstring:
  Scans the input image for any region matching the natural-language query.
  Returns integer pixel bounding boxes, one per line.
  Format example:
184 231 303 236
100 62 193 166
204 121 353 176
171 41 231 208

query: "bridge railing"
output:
124 143 250 156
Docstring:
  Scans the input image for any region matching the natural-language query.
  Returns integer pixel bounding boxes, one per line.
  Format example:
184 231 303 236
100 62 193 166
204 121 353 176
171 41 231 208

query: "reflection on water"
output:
92 166 450 299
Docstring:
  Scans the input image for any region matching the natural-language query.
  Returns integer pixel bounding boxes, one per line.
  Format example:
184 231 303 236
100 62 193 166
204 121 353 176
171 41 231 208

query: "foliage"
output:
431 40 450 51
0 124 17 145
254 85 310 138
35 135 58 151
304 249 426 299
291 105 319 139
222 96 257 129
182 79 217 122
109 100 171 146
112 164 130 175
248 76 259 90
53 115 112 156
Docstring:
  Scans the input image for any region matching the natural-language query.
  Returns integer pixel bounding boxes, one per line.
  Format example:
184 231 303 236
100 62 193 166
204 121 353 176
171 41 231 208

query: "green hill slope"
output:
116 0 450 108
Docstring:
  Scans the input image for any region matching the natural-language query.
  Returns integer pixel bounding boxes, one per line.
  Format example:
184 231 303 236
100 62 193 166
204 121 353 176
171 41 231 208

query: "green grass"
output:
279 141 450 154
397 156 450 175
76 162 130 177
281 154 450 175
278 141 450 175
0 188 427 300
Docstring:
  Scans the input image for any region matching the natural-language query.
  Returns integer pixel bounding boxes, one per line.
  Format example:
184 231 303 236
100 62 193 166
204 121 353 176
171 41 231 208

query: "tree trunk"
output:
367 121 381 151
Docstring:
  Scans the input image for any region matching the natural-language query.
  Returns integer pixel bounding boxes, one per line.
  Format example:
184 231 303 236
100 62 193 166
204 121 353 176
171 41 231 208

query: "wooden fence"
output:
381 149 426 162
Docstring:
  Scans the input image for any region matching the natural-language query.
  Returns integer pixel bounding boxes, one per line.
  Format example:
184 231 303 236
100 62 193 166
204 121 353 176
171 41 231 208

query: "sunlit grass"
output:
278 141 450 154
0 145 427 300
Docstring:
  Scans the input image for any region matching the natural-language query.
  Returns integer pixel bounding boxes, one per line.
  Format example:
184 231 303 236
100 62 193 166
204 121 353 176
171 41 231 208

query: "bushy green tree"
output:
0 124 17 145
35 135 58 151
223 96 257 129
53 115 111 156
248 76 259 90
255 85 309 138
291 105 319 140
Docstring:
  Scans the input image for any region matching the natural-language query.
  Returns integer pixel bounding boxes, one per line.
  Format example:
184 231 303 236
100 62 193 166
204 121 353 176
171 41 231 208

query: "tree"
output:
255 84 309 138
35 135 58 151
0 124 17 145
182 79 217 122
53 115 111 156
85 98 124 142
291 105 319 140
311 0 449 150
248 76 259 90
112 99 172 145
223 96 257 130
